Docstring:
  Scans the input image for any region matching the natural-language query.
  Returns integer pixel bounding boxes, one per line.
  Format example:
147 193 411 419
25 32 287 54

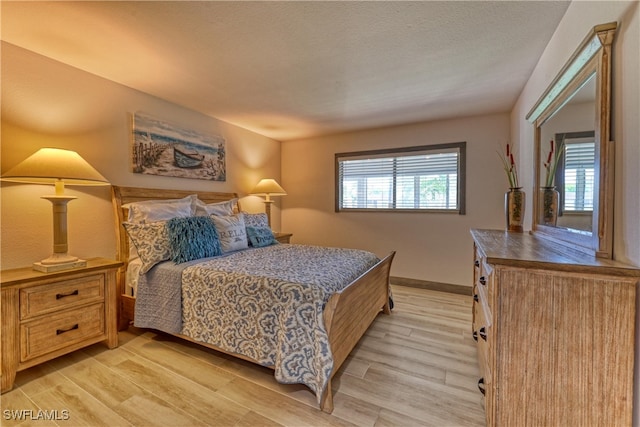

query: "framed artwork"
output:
131 112 226 181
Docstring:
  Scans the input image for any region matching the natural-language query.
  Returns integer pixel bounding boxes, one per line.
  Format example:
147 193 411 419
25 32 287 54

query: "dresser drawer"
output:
20 303 105 362
473 246 483 280
476 264 494 314
474 295 492 352
472 284 479 330
477 332 492 388
474 281 493 392
474 246 493 331
476 324 492 411
20 274 105 320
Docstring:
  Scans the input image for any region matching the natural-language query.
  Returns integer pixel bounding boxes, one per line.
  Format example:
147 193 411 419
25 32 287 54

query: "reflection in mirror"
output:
554 132 595 231
539 73 596 232
527 22 616 258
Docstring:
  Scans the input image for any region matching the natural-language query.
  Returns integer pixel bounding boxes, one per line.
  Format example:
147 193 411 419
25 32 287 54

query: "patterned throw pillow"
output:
210 213 248 253
242 212 270 245
123 221 170 273
243 212 269 228
246 226 277 248
166 216 222 264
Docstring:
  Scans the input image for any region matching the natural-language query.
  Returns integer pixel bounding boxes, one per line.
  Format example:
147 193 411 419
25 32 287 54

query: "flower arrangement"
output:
543 139 563 187
498 143 519 188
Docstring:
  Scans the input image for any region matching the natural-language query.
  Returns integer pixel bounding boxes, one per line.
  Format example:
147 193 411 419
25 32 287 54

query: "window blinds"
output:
336 145 462 211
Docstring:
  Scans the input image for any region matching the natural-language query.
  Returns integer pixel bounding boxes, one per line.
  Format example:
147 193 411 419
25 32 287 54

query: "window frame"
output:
554 131 595 215
335 142 466 214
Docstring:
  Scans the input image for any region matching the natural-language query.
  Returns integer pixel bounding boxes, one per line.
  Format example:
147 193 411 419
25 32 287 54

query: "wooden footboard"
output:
321 251 395 413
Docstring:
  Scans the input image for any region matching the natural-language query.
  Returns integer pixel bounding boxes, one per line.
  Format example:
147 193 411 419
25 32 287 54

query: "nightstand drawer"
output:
20 274 105 320
20 303 105 362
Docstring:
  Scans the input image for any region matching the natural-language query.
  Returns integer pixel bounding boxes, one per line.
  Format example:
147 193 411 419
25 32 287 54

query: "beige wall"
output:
510 1 640 422
1 43 282 269
281 114 510 287
512 1 640 268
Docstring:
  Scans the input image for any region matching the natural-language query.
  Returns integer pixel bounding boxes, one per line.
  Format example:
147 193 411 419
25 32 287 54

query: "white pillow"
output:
210 213 248 253
124 195 197 223
195 198 237 216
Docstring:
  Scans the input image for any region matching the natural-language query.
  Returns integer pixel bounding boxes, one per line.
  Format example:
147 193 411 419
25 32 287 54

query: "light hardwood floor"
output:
1 286 485 426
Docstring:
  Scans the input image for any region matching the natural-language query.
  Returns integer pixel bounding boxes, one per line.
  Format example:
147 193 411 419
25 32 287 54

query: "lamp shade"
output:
1 148 109 186
250 178 287 196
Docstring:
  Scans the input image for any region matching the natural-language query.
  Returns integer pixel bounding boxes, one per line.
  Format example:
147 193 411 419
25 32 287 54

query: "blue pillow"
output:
166 216 222 263
246 226 277 247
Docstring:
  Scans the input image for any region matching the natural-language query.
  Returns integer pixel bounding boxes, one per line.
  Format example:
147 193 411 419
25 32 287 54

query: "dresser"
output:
471 229 639 426
1 258 122 393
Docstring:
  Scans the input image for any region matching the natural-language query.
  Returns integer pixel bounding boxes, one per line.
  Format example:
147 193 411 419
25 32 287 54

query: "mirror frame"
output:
526 22 616 258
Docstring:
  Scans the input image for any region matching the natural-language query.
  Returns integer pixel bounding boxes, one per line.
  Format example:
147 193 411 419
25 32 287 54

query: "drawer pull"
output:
56 324 79 335
473 330 478 341
474 260 480 268
478 378 486 395
473 294 479 302
479 276 487 286
56 289 79 299
479 326 487 341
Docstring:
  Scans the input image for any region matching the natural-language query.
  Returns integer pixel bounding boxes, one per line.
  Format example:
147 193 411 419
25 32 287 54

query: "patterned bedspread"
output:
135 244 379 403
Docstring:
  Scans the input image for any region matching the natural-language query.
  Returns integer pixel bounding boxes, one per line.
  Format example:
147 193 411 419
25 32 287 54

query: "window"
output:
563 141 595 211
335 142 466 213
554 133 595 213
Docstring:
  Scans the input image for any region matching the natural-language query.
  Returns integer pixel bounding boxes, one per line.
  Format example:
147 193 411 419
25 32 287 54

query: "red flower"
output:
498 142 519 188
544 139 563 187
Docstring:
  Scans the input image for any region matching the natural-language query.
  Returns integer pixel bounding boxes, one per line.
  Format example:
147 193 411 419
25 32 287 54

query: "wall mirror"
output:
527 22 616 258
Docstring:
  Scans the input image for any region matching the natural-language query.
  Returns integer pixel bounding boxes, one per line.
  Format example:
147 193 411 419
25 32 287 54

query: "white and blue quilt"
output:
134 244 379 403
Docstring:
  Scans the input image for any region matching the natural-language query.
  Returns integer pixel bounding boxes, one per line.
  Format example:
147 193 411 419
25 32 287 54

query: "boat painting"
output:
174 146 205 168
131 112 226 181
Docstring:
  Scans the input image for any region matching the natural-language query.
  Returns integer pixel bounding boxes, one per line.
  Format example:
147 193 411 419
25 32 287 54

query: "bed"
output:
111 185 395 413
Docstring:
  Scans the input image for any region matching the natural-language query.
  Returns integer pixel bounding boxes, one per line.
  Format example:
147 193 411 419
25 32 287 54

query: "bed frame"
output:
111 185 395 413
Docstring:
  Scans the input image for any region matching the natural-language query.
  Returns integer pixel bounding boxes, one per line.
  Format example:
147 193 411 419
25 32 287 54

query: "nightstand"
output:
1 258 122 393
274 232 293 243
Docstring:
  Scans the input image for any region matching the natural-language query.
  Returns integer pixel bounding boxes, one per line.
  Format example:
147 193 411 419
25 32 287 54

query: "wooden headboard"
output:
111 186 239 296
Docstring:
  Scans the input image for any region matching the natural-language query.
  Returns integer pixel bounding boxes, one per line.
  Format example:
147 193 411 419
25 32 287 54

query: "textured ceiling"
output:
1 1 570 141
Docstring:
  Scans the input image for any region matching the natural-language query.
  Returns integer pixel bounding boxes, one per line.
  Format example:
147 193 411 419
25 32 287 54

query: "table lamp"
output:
250 178 286 227
1 147 110 272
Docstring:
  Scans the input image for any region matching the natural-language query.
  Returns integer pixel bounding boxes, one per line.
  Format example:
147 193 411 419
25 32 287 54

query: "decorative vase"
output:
505 187 525 232
540 186 559 226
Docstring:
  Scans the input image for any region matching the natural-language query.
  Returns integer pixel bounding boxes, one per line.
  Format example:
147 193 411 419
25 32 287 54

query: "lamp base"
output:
33 258 87 273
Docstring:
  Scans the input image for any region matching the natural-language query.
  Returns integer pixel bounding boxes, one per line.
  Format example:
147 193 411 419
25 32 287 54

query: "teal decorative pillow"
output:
166 216 222 263
123 221 171 273
246 226 277 247
242 212 269 245
210 213 248 253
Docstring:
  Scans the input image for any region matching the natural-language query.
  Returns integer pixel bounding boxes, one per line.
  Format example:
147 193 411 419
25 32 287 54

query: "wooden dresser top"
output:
471 229 640 277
